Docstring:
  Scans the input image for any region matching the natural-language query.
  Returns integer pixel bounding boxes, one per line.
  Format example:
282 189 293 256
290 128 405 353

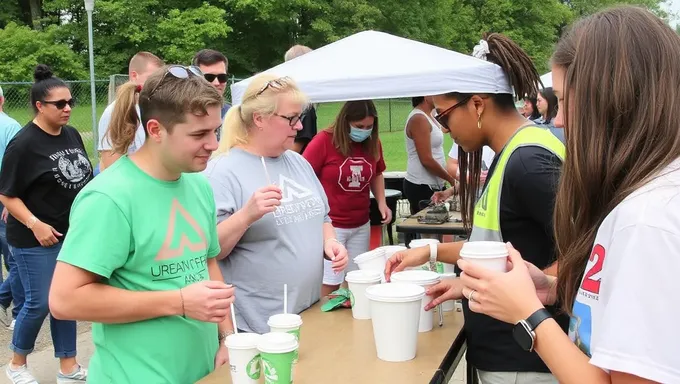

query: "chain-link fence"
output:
1 76 415 164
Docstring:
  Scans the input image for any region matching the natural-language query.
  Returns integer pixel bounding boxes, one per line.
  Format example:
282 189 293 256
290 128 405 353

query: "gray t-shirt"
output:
203 148 331 333
97 101 145 153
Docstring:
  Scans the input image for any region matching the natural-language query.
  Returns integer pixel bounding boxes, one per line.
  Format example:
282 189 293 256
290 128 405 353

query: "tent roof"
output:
540 72 553 88
231 30 513 105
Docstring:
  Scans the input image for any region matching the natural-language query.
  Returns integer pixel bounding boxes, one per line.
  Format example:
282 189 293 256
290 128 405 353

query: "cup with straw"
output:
225 303 263 384
267 284 303 362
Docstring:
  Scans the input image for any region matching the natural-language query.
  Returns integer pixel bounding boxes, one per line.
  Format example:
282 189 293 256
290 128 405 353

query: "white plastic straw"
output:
231 303 238 334
284 284 288 314
261 156 272 185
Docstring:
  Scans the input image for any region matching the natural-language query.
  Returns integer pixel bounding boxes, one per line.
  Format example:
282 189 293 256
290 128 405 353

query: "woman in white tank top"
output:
403 97 455 216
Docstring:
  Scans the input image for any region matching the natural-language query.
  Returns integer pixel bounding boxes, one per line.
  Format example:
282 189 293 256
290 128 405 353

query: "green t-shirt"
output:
58 156 221 384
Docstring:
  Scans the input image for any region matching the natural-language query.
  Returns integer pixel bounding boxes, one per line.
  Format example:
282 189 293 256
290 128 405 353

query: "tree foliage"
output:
0 0 671 80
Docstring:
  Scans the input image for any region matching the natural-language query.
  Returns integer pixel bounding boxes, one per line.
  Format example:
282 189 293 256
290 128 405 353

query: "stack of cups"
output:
438 272 457 312
365 283 425 362
256 332 299 384
225 333 263 384
354 248 388 282
268 313 303 363
390 270 441 332
345 270 382 320
379 245 407 261
459 241 509 272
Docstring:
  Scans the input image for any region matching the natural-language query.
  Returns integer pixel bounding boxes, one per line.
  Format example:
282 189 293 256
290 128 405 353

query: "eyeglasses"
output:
204 73 228 84
434 96 472 131
42 99 75 109
274 112 306 127
147 65 204 97
256 76 293 97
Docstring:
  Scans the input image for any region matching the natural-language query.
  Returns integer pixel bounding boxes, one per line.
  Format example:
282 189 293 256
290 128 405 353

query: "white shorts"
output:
322 221 371 286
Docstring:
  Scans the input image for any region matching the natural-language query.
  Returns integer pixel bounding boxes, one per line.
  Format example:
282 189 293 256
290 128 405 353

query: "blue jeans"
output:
10 243 77 357
0 204 22 318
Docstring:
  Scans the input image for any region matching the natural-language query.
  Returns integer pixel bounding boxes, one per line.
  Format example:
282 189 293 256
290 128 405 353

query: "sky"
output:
664 0 680 26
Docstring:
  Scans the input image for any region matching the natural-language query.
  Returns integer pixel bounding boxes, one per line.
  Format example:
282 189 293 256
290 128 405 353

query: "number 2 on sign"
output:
582 244 605 294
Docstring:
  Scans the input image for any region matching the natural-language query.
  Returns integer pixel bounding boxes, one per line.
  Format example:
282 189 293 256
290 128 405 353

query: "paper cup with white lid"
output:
268 313 303 362
256 332 298 384
354 248 388 282
345 270 382 320
459 241 509 272
226 333 263 384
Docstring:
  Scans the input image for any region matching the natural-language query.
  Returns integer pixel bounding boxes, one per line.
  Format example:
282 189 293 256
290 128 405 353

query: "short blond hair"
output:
284 45 312 62
129 52 164 75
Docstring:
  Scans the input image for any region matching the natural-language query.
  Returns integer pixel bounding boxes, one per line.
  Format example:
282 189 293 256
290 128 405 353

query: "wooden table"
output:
198 303 466 384
396 207 467 237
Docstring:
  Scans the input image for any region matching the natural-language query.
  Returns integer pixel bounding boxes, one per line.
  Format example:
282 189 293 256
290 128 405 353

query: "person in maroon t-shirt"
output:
303 100 392 296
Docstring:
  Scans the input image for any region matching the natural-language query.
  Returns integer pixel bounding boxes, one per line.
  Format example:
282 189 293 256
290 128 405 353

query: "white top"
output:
568 159 680 383
97 101 146 154
405 109 446 187
231 31 513 104
448 143 495 171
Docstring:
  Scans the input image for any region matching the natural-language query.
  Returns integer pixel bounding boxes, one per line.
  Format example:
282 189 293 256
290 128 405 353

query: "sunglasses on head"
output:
147 65 204 97
204 73 228 84
256 76 293 97
434 96 472 131
42 99 75 109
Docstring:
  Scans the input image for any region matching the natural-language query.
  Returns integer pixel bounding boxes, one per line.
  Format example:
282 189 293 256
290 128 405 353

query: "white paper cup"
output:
354 249 388 282
460 241 509 272
226 333 263 384
345 270 382 320
439 272 457 312
378 245 407 261
365 283 425 362
390 270 441 332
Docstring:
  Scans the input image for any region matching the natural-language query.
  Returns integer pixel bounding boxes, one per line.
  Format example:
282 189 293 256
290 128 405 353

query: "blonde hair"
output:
106 65 223 154
129 52 164 75
213 74 308 157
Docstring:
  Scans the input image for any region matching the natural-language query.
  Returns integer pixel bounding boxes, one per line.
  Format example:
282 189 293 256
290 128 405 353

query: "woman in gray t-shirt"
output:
202 74 349 334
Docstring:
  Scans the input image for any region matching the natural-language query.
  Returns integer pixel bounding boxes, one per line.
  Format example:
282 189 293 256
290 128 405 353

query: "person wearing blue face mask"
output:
303 100 391 297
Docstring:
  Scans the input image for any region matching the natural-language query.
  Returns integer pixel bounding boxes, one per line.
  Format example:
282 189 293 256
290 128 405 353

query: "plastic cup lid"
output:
267 313 303 328
225 332 262 349
460 241 509 258
353 249 386 264
345 270 382 284
439 272 457 279
365 282 425 303
391 270 441 286
257 332 298 354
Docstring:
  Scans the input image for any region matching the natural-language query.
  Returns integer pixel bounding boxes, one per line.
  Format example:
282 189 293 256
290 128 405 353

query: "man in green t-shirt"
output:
49 65 236 384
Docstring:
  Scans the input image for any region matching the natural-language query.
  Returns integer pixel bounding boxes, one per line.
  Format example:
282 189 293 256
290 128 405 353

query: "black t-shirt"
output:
0 122 93 248
296 105 318 154
462 145 570 373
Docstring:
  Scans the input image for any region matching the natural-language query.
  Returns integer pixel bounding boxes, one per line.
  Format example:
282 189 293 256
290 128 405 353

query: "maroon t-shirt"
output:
303 130 386 228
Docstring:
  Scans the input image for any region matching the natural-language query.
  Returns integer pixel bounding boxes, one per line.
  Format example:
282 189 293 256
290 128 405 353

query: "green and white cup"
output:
268 313 303 362
225 333 262 384
256 332 299 384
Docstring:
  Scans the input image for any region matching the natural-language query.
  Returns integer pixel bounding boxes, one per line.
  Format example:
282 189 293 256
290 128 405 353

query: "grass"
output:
4 99 453 171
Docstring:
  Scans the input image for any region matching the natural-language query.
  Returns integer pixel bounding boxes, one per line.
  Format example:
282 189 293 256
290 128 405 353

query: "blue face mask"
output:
349 125 373 142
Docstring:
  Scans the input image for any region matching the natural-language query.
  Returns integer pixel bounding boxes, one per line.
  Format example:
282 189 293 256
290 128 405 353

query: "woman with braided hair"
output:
385 32 567 384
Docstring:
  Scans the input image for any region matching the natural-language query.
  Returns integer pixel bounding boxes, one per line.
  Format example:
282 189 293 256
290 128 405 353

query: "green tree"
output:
0 22 87 81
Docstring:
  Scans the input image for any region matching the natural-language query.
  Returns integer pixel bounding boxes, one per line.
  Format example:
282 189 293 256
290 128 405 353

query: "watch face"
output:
512 322 535 351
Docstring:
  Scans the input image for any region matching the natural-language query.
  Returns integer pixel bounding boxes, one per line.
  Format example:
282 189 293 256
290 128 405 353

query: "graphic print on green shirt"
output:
57 156 221 384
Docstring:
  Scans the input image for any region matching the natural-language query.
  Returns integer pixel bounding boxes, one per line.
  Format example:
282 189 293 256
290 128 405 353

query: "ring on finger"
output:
467 289 477 302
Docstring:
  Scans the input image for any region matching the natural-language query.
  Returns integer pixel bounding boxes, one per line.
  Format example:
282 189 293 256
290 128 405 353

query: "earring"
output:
477 115 482 130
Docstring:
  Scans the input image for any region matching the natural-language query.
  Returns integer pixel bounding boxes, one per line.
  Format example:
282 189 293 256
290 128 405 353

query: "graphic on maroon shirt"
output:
338 157 372 192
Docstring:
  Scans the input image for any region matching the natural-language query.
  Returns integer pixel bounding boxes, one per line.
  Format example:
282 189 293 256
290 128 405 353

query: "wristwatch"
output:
512 308 552 352
428 242 438 272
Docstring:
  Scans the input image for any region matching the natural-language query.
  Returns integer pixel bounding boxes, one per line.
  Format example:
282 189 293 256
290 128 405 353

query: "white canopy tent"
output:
540 72 553 88
230 31 513 105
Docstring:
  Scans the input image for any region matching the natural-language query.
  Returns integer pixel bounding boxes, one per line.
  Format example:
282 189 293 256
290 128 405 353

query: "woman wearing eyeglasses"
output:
384 34 568 384
0 64 90 383
302 100 391 297
203 74 349 334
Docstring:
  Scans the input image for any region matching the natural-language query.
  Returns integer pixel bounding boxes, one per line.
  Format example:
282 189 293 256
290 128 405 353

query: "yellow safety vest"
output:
469 126 565 242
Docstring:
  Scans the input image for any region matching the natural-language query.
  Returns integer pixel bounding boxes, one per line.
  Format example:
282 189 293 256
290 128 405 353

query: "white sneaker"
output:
56 364 87 383
8 319 15 330
5 363 38 384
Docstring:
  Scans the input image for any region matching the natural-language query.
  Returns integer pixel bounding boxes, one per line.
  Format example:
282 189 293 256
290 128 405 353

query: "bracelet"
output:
218 329 235 342
26 216 38 229
179 288 186 318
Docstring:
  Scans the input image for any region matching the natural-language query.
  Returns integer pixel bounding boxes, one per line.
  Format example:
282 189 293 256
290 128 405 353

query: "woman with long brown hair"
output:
303 100 391 296
384 33 567 383
456 6 680 383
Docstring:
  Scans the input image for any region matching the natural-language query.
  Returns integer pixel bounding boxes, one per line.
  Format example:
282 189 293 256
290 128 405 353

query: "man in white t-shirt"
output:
446 142 496 181
96 52 164 173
